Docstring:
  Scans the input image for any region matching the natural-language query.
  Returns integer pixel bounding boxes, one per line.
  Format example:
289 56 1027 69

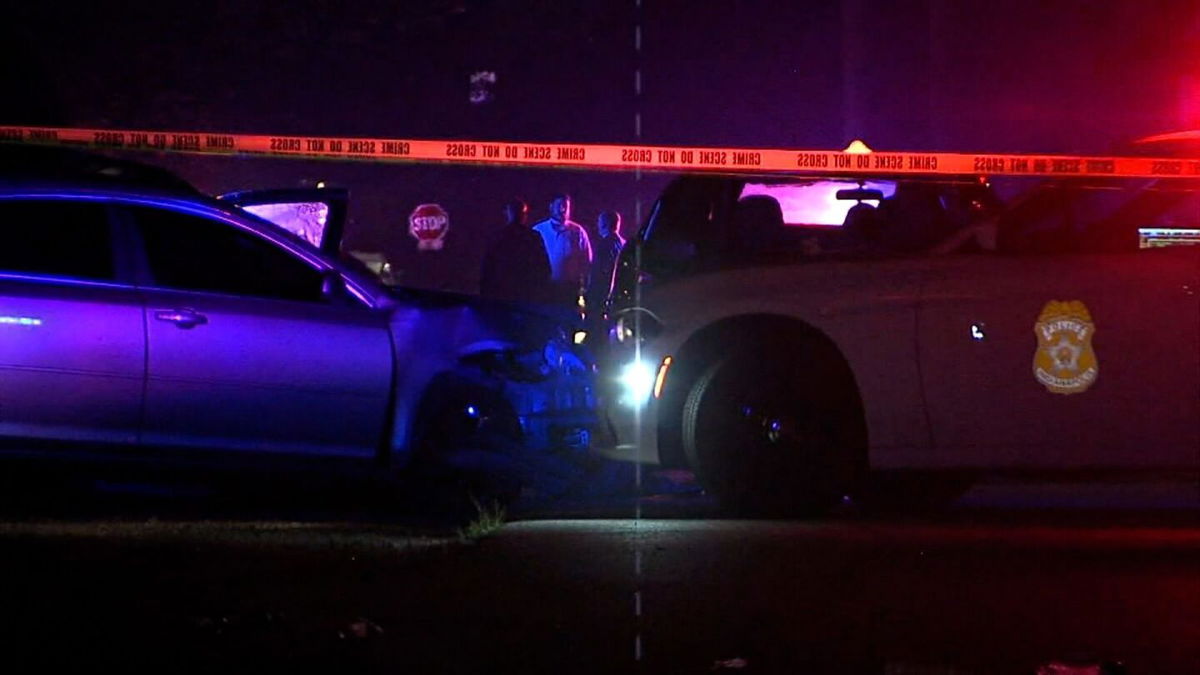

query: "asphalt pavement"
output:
0 457 1195 674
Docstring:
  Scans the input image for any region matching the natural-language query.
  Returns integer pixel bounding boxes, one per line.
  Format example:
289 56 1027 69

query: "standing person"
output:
586 210 625 320
532 194 592 310
479 199 551 304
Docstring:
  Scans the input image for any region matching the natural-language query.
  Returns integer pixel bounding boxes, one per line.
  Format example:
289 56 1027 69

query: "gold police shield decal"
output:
1033 300 1098 395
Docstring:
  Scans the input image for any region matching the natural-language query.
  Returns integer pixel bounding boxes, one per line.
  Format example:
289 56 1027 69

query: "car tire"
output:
408 373 525 515
681 341 864 517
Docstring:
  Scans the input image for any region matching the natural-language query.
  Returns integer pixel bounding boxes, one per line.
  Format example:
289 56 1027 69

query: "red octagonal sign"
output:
408 203 449 251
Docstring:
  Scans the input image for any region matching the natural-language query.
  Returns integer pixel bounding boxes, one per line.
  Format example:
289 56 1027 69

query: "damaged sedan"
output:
0 149 595 501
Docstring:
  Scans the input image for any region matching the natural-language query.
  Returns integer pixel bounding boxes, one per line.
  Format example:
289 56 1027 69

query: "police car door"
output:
916 182 1200 471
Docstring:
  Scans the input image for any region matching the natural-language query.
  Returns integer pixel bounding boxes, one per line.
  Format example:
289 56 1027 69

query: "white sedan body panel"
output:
612 247 1199 471
917 248 1199 469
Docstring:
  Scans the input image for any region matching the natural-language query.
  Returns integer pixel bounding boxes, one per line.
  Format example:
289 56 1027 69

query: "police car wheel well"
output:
657 313 865 470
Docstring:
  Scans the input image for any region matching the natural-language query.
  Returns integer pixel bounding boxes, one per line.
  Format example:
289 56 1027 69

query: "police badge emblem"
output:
1033 300 1098 395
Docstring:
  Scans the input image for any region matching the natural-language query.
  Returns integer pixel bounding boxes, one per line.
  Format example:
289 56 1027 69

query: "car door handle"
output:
154 308 208 329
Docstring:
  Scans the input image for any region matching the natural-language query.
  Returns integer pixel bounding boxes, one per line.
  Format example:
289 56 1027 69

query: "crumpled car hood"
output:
380 285 594 462
385 286 576 357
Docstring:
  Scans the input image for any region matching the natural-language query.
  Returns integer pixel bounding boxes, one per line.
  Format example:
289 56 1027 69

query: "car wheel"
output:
409 374 525 514
681 343 863 516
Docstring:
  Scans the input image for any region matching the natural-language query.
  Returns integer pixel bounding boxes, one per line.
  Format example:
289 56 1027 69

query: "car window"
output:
739 180 895 226
707 179 1001 262
640 177 737 274
0 199 115 281
128 206 324 302
241 201 328 248
997 181 1200 254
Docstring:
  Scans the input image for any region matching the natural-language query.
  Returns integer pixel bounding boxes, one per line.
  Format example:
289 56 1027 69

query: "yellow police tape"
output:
3 124 1199 179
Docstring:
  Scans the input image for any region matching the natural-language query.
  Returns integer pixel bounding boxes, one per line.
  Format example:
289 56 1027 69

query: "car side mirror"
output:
320 269 347 301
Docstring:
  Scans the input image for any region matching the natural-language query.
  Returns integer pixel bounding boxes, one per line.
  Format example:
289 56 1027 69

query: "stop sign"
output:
408 203 449 251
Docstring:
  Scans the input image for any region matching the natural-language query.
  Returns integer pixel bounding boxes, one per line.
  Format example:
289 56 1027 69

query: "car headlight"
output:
618 360 657 407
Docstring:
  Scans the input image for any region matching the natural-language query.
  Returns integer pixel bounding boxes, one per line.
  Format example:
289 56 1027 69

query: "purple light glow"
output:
244 202 329 248
740 181 897 227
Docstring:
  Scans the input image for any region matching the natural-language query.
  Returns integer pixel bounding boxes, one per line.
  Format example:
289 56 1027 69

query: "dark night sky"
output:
3 0 1198 291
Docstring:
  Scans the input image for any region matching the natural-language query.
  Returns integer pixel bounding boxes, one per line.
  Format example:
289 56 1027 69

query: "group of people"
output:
479 194 625 320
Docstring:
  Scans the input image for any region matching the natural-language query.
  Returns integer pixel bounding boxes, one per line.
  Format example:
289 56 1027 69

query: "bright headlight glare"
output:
619 360 656 407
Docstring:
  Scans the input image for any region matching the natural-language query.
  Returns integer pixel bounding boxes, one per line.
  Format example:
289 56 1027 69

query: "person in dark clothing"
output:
586 210 625 320
479 199 551 304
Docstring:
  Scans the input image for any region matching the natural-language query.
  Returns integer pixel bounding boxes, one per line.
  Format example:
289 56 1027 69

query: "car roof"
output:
0 145 200 195
0 145 228 211
0 179 214 205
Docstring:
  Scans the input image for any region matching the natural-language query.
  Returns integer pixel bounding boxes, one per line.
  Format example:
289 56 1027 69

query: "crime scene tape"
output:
3 124 1200 179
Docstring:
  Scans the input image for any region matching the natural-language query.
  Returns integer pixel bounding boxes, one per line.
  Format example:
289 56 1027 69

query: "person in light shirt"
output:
532 194 592 309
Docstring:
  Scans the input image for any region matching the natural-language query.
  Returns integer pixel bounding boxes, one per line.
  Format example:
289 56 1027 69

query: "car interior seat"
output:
842 201 882 245
733 195 786 255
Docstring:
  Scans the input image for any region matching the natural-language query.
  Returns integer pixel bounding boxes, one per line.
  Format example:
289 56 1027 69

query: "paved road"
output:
499 516 1199 673
0 481 1196 674
0 452 1195 673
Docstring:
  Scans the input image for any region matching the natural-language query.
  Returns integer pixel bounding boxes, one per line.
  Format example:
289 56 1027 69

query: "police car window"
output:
0 200 115 281
739 181 896 226
644 178 720 241
129 206 324 302
998 181 1200 254
640 177 729 272
1124 186 1200 249
732 180 938 258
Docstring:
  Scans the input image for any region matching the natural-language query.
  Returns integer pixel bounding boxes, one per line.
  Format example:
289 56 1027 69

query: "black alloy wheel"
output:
682 344 862 516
